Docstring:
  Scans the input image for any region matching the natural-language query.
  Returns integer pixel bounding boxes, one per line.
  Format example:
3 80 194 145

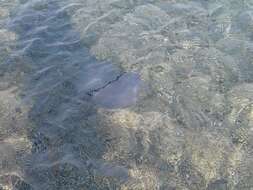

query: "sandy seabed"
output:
0 0 253 189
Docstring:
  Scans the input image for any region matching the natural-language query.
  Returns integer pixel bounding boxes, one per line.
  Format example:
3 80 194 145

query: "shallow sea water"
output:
0 0 253 189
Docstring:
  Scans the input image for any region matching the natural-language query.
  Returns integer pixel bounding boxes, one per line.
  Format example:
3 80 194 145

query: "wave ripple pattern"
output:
0 0 253 190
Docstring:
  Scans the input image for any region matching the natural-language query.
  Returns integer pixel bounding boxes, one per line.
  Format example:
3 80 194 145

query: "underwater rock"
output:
92 73 142 109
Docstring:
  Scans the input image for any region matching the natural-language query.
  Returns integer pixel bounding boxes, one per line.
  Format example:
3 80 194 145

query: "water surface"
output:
0 0 253 189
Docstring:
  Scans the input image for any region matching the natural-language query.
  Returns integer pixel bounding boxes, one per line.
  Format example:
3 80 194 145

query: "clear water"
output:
0 0 253 189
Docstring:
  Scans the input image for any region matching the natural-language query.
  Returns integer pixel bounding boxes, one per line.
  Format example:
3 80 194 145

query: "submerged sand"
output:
0 0 253 189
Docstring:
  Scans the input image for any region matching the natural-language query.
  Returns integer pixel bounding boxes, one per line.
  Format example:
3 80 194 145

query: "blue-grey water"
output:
0 0 253 189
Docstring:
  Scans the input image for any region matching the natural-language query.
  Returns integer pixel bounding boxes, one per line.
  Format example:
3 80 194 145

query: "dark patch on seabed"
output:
1 0 253 190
